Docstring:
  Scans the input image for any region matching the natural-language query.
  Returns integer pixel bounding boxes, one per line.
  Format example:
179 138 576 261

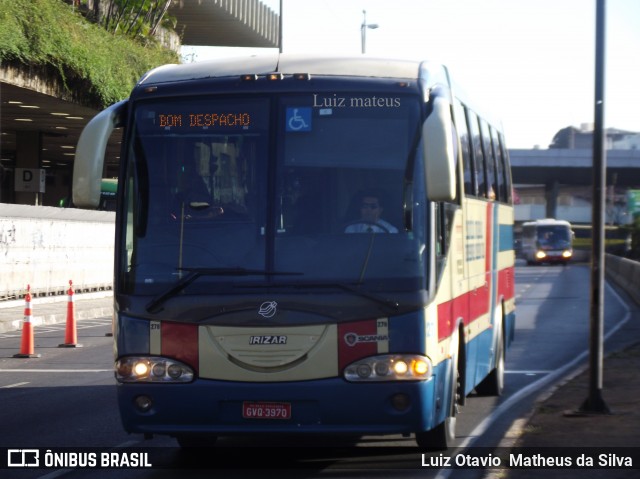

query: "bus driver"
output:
345 191 398 234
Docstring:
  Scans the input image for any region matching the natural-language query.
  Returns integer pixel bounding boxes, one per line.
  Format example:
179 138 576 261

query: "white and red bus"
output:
522 218 573 265
73 54 515 450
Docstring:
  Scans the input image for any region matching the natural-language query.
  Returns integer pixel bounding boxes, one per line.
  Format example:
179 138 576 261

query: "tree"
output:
629 217 640 260
101 0 174 41
549 126 579 149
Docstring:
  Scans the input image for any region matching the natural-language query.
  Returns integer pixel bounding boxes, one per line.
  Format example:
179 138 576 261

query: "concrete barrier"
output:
605 253 640 305
1 204 114 300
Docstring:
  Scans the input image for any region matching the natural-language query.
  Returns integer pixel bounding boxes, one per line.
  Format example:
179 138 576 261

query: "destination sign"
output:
158 112 251 128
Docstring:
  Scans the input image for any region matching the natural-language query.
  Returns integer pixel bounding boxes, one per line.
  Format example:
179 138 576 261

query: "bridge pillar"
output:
14 131 43 205
545 180 559 219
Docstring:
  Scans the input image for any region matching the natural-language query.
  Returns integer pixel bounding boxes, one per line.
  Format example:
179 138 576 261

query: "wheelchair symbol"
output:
286 108 311 131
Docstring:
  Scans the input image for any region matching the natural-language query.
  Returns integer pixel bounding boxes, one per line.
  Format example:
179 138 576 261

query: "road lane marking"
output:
37 469 72 479
1 382 30 388
505 370 552 375
0 319 112 338
34 440 144 479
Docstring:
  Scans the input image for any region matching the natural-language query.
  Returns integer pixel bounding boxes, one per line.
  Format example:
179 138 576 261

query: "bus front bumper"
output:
116 375 443 438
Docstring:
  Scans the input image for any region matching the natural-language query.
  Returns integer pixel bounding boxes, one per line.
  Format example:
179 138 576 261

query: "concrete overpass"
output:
170 0 279 47
511 149 640 187
510 148 640 224
0 0 279 206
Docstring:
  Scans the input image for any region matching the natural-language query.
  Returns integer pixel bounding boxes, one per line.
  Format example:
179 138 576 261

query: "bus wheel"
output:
475 337 504 396
176 434 218 448
476 314 505 396
415 332 460 450
415 414 456 451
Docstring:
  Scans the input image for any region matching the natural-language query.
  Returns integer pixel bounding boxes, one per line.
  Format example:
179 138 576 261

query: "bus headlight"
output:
344 355 432 382
535 250 547 259
115 357 194 383
562 250 573 258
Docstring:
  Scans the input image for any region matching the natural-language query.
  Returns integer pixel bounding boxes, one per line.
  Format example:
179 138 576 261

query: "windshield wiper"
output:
146 267 302 313
331 282 400 312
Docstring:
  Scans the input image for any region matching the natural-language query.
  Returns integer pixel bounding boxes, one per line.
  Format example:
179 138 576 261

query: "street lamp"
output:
361 10 379 54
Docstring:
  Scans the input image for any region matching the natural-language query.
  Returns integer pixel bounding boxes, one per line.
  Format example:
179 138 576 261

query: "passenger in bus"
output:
345 191 398 234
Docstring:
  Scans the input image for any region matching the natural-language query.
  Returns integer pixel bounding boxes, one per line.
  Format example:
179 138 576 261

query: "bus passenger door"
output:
462 199 491 390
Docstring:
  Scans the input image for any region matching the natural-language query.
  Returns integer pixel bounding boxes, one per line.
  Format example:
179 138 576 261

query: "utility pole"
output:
360 10 379 54
278 0 283 53
580 0 610 415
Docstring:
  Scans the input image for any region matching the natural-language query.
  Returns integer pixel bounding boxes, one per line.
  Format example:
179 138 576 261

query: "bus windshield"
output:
536 225 572 249
122 93 427 296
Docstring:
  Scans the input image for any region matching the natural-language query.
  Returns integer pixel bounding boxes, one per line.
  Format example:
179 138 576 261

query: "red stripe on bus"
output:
161 322 199 373
469 282 490 322
437 270 514 342
437 291 476 342
497 266 515 302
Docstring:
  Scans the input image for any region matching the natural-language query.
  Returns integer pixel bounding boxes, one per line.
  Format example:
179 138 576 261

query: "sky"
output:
181 0 640 149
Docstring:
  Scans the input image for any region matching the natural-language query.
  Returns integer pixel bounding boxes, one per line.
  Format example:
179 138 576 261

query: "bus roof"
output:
138 54 441 86
522 218 572 227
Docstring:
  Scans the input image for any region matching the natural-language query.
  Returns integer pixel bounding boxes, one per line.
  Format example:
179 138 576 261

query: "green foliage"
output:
573 222 638 258
628 217 640 260
101 0 175 40
0 0 178 107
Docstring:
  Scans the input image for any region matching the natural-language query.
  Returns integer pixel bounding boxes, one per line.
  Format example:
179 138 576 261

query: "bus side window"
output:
435 201 457 280
480 119 496 201
490 126 506 203
499 133 513 204
467 112 486 199
453 100 475 197
435 202 446 280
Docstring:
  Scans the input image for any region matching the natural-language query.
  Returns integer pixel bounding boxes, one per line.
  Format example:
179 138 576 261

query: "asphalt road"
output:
0 262 633 479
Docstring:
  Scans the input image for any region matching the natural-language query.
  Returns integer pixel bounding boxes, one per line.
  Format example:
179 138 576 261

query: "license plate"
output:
242 401 292 420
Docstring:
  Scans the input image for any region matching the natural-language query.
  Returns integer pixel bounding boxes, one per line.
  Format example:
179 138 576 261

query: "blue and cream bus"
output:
73 54 515 450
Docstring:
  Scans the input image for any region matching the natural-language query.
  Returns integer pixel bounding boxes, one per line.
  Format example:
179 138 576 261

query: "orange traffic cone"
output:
14 285 41 358
59 280 82 348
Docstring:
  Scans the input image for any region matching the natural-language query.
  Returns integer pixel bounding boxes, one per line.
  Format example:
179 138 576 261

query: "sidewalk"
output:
489 340 640 479
492 289 640 479
0 291 113 335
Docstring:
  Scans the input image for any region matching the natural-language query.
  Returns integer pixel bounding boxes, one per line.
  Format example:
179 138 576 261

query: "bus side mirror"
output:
73 100 127 209
422 96 456 202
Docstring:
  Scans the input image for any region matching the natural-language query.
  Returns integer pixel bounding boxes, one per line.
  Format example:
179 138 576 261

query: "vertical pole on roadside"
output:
278 0 283 53
580 0 610 414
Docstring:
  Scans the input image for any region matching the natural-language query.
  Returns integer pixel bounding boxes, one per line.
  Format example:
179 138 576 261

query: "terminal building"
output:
1 0 279 207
